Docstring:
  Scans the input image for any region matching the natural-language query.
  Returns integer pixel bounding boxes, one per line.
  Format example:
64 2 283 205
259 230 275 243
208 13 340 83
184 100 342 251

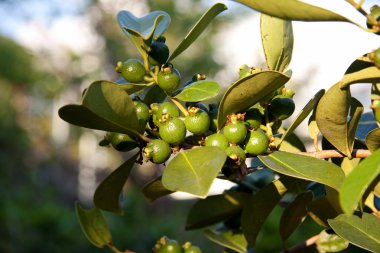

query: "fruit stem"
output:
107 243 125 253
170 97 189 116
142 50 150 72
346 0 378 25
138 133 152 143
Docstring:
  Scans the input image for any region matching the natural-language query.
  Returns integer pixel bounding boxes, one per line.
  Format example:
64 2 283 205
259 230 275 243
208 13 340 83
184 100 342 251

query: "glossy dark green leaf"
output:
315 82 351 157
59 81 141 137
279 89 325 147
75 203 112 248
234 0 355 23
204 229 247 253
260 14 293 72
174 80 219 102
328 213 380 252
117 10 170 40
340 148 380 214
186 192 251 230
366 128 380 152
242 179 289 247
340 55 380 89
307 195 342 227
280 191 314 241
259 151 345 191
142 176 174 202
142 84 167 105
316 230 349 252
356 112 378 142
162 147 227 197
93 153 139 214
169 3 227 61
217 71 290 129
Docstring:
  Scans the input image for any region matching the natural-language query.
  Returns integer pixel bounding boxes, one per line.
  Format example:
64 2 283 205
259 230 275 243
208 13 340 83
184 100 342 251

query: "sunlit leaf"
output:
204 229 248 253
259 151 345 191
316 230 349 252
169 3 227 61
279 89 324 147
280 191 313 241
328 213 380 252
242 178 290 247
162 147 227 197
218 71 290 129
340 148 380 214
117 10 170 40
315 82 352 157
142 176 174 202
59 81 141 137
372 83 380 101
234 0 357 24
340 55 380 89
93 153 139 214
260 14 293 72
186 192 251 230
366 128 380 152
174 80 219 102
75 203 112 248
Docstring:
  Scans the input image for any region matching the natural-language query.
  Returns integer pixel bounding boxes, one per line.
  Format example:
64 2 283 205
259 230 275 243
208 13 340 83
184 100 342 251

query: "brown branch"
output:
282 234 320 253
296 149 371 159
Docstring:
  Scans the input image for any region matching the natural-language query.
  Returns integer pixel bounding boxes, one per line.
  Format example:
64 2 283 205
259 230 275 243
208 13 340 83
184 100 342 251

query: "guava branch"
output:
282 234 319 253
297 149 371 159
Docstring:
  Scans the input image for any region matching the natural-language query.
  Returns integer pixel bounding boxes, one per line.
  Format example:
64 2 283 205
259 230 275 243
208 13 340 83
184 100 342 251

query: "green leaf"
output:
169 3 227 61
117 10 170 40
340 148 380 214
260 14 293 72
280 191 314 241
316 230 349 253
234 0 355 23
75 203 112 248
347 98 364 150
328 213 380 252
59 81 141 137
142 176 174 202
162 147 227 197
278 89 325 147
340 55 380 89
93 153 139 214
186 192 251 230
174 80 220 102
259 151 345 191
315 82 352 157
242 179 290 247
366 128 380 152
204 229 248 253
217 71 290 130
307 195 342 227
142 84 167 105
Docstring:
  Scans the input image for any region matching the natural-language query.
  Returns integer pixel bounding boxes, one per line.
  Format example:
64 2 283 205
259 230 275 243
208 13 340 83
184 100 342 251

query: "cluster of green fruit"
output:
100 67 296 178
153 237 202 253
97 34 297 176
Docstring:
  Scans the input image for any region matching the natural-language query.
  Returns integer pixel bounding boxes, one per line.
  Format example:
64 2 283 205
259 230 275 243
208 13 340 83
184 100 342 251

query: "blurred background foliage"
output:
0 0 348 252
